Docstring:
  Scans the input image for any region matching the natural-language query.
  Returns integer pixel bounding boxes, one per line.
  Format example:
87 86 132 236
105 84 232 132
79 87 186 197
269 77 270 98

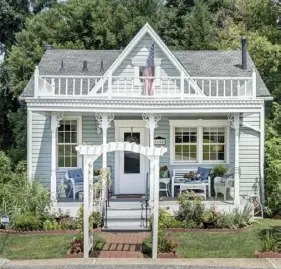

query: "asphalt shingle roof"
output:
21 49 270 97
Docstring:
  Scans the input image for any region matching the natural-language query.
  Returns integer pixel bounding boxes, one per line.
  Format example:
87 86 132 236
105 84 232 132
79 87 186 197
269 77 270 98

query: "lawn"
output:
144 219 281 258
0 233 105 260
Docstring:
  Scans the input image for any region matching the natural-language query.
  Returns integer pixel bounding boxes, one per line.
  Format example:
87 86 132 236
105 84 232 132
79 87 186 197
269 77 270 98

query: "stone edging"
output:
158 252 179 258
166 225 252 233
0 228 102 235
255 251 281 258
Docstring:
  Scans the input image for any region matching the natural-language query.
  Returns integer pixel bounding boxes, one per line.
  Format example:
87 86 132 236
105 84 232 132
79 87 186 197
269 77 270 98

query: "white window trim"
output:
169 119 230 165
57 116 82 170
131 57 162 86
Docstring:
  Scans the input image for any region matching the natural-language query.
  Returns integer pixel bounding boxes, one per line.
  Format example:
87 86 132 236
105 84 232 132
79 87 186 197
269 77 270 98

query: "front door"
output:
117 127 148 194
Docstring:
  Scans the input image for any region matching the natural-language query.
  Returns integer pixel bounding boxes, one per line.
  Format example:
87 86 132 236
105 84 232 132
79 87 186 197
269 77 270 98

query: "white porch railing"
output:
34 67 257 99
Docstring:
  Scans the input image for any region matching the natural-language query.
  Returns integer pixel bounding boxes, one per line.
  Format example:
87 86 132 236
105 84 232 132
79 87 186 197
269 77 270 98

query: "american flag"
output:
143 44 155 96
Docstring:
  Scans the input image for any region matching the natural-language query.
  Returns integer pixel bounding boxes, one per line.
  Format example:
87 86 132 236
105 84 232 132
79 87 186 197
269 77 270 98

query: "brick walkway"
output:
92 232 150 258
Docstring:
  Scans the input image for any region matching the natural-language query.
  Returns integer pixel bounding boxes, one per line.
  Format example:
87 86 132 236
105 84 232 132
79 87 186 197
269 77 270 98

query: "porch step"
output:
104 200 150 232
102 226 150 233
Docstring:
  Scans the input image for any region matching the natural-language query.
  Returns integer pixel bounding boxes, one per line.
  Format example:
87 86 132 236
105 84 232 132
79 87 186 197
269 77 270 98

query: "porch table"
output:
179 183 207 200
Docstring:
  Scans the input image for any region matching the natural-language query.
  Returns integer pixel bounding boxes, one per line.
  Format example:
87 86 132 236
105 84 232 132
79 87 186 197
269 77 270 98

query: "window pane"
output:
182 145 189 152
58 145 64 156
70 121 77 131
175 145 182 161
182 152 190 161
65 132 71 143
175 135 182 143
65 145 71 156
218 136 225 143
182 135 190 143
203 153 209 160
58 132 64 143
190 152 197 161
58 124 64 132
71 132 77 143
65 157 71 167
64 121 71 131
58 157 64 167
71 145 77 156
71 156 77 167
218 153 225 160
190 145 197 152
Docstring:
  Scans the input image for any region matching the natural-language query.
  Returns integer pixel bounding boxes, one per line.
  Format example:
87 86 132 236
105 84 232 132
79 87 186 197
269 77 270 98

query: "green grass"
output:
0 233 104 260
144 219 281 258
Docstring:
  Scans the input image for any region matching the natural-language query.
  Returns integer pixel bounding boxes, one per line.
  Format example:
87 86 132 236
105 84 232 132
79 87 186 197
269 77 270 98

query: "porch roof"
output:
21 49 270 98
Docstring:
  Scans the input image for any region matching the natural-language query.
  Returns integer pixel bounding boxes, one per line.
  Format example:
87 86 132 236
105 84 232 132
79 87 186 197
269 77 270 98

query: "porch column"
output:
50 112 63 203
229 113 240 206
95 113 114 168
142 113 161 204
27 108 33 182
152 156 160 259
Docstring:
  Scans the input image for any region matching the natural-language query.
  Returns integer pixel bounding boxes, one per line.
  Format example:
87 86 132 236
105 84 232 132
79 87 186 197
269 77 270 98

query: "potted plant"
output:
183 171 195 181
93 170 100 183
202 207 218 229
160 166 169 178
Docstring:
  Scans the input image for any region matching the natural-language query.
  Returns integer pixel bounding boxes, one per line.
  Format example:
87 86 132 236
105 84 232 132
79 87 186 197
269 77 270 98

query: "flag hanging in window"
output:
143 44 155 96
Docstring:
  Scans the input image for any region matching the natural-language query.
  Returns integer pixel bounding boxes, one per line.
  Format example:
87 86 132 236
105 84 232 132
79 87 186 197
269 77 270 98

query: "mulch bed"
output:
166 225 252 233
0 228 102 235
255 251 281 258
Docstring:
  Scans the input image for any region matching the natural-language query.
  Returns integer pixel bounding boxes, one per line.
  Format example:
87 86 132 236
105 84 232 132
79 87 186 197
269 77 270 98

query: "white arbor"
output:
76 142 167 259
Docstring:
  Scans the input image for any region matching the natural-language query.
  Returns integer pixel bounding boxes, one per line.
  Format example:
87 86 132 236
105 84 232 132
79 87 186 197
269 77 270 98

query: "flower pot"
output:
203 221 216 229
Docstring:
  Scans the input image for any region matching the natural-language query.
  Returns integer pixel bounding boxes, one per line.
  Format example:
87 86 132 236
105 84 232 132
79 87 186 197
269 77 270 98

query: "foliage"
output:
264 102 281 216
69 237 83 254
43 220 61 231
177 191 205 227
0 152 52 227
76 204 93 241
14 212 41 231
91 211 102 228
261 230 280 252
60 218 77 230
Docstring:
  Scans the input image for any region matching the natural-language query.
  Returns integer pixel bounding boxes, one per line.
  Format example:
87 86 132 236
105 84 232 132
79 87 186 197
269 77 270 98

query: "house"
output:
21 24 270 219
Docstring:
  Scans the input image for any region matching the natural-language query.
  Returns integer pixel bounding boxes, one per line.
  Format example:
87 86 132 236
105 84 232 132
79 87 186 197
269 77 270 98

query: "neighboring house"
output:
21 24 271 213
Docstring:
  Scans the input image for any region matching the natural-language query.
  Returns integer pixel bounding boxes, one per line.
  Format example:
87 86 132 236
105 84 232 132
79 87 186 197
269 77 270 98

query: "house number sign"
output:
154 136 166 145
0 215 9 226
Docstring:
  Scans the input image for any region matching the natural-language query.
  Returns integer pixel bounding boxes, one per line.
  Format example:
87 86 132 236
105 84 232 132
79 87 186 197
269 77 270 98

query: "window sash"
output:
57 120 79 168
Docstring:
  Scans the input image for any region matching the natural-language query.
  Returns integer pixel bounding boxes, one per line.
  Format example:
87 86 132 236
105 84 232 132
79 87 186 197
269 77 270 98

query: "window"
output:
170 120 228 164
174 127 197 162
58 120 78 168
203 127 225 161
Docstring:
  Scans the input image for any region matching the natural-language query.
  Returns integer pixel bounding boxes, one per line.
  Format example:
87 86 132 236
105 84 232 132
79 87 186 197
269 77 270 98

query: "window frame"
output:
169 120 230 165
57 116 82 169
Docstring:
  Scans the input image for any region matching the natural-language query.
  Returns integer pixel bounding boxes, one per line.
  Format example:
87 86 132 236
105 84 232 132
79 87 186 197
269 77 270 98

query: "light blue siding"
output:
32 113 261 197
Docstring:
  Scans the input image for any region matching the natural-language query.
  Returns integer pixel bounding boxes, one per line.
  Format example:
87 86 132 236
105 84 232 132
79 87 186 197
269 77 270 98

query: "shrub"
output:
177 191 205 227
60 217 77 230
91 211 102 228
261 230 280 252
215 213 236 229
14 212 41 231
43 220 61 231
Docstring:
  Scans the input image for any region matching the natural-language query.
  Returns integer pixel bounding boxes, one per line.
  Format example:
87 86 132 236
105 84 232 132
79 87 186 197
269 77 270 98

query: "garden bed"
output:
255 251 281 258
158 252 179 258
0 227 102 235
166 225 252 233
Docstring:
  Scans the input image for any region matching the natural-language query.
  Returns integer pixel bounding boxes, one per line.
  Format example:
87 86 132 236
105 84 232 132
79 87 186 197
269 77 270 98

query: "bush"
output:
0 152 52 228
14 212 41 231
177 192 205 227
43 220 61 231
215 213 236 229
261 230 280 252
60 217 77 230
91 211 102 228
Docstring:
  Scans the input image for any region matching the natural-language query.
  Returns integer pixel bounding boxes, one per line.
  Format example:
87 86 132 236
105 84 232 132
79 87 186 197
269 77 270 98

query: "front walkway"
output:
94 232 150 258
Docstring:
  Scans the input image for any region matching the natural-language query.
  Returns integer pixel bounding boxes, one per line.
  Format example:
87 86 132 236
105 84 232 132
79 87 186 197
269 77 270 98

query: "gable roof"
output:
21 48 270 98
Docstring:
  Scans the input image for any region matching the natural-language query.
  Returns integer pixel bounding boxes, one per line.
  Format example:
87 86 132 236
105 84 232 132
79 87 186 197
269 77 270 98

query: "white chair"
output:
159 178 170 196
214 167 234 201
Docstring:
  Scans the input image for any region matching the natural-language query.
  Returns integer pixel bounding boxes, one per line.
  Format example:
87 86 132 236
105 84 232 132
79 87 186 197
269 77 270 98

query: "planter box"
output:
158 252 178 258
255 251 281 258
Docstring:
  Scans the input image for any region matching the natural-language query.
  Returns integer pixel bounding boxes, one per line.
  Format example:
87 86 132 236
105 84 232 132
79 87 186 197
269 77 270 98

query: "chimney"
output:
60 60 65 72
100 60 104 72
241 36 247 70
82 61 88 71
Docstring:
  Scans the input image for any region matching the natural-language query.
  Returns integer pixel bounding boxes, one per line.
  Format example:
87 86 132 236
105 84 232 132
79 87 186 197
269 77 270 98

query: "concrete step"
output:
102 226 150 232
107 209 149 218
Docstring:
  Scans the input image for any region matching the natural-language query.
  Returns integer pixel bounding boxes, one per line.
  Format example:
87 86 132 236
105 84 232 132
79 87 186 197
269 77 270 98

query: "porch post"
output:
83 156 90 259
142 113 161 204
152 156 160 259
27 108 33 182
95 113 114 168
50 112 63 203
229 113 240 206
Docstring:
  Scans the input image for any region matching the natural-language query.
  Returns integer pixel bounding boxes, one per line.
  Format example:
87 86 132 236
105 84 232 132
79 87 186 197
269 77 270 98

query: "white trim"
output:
241 122 261 133
169 120 230 165
114 120 146 128
27 108 33 181
57 115 82 170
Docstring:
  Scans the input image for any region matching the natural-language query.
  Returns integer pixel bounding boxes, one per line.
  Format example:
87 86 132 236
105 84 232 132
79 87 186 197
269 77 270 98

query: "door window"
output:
124 132 140 174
